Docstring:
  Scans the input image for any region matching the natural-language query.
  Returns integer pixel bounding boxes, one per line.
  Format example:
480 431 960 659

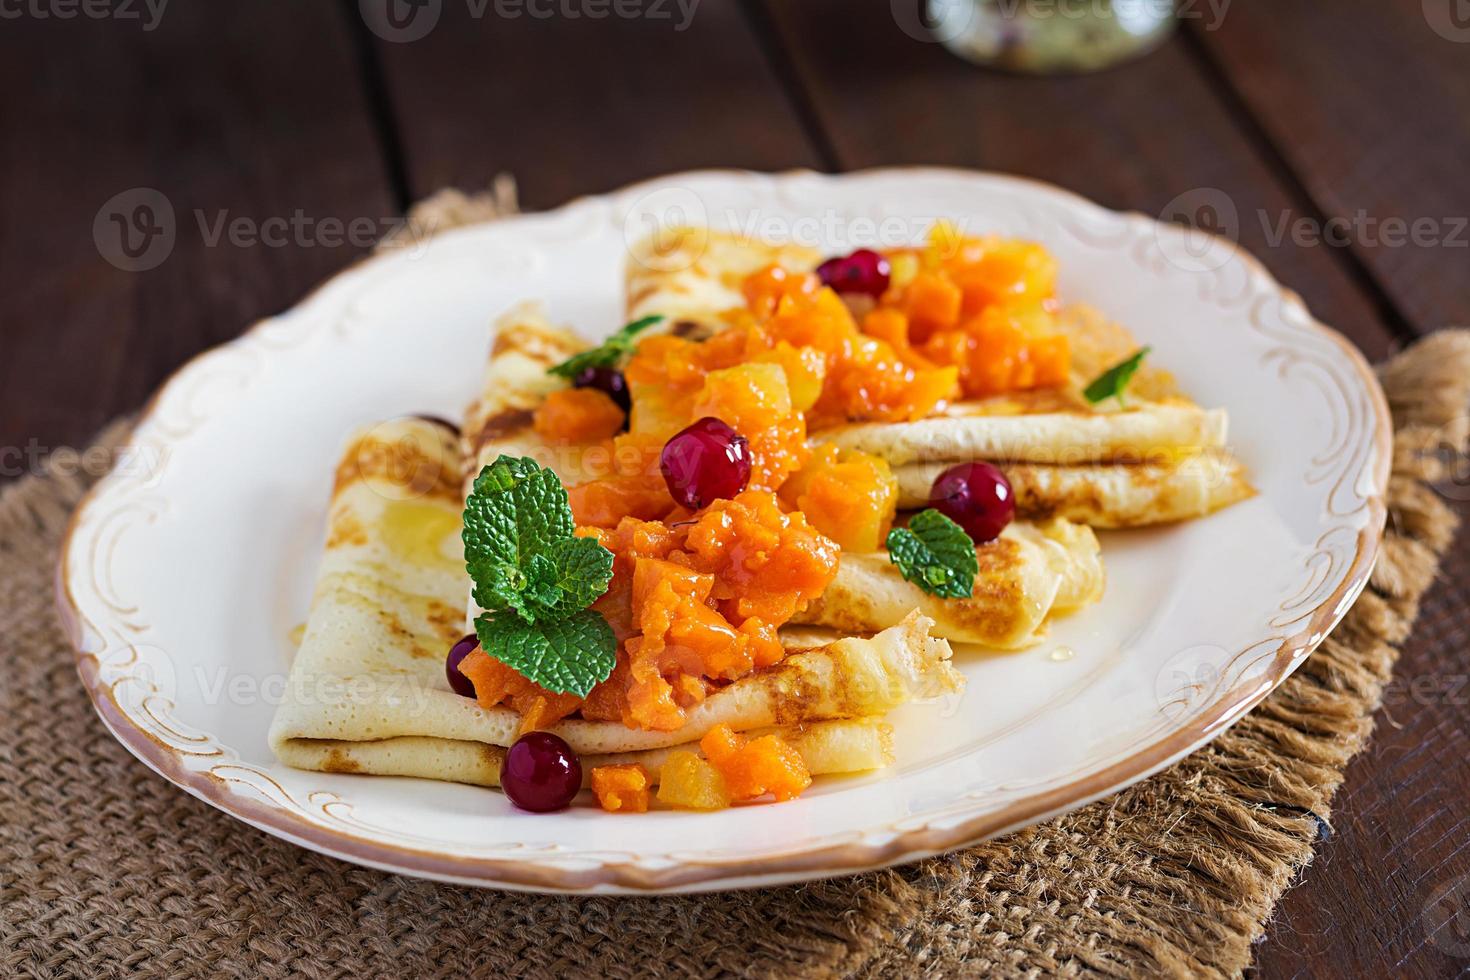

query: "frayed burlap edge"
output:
3 185 1467 978
374 176 519 253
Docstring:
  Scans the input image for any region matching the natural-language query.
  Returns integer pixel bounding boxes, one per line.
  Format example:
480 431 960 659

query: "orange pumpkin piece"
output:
590 763 651 813
741 263 820 319
699 724 812 803
656 750 731 810
861 306 908 348
871 229 1071 399
949 239 1057 315
754 341 826 412
567 475 673 528
681 490 839 633
690 362 808 491
532 387 625 444
726 270 959 428
457 649 581 734
699 723 745 767
922 304 1071 398
903 271 963 342
779 444 898 552
574 492 838 733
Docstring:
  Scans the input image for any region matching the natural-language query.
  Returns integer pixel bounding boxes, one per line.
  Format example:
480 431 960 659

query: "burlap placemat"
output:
5 188 1469 978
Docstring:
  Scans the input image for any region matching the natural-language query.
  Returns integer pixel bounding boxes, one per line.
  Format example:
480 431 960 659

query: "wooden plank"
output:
367 0 824 209
0 1 395 460
758 3 1399 362
1190 0 1470 334
1253 509 1470 980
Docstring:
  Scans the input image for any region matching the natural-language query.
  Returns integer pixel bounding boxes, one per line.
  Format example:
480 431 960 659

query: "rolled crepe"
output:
269 418 959 780
812 402 1229 466
893 451 1255 527
793 518 1104 649
625 226 820 333
280 718 893 791
461 300 587 481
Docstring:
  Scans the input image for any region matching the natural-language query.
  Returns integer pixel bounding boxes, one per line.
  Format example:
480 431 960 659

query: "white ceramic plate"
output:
59 169 1390 893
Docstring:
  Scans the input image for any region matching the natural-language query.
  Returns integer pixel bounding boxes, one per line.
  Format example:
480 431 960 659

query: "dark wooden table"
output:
3 2 1467 975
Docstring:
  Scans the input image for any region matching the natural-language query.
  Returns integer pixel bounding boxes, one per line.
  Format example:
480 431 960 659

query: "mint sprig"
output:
462 455 616 696
885 510 978 600
1083 346 1151 406
547 314 665 379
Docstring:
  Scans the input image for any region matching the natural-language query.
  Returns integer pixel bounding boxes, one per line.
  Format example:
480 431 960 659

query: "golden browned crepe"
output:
625 226 820 333
892 452 1253 527
813 397 1229 466
284 719 893 791
461 300 588 482
793 518 1103 649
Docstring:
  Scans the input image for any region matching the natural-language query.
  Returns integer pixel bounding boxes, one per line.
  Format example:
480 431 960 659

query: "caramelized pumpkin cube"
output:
690 362 793 429
632 557 713 610
696 725 812 803
567 475 674 529
904 271 962 341
699 723 746 766
742 263 819 319
656 750 731 810
951 239 1057 315
591 763 651 813
734 734 812 802
779 445 899 552
754 341 826 412
532 387 625 444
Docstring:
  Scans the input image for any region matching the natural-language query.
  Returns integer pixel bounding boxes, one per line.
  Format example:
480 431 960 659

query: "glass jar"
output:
929 0 1178 74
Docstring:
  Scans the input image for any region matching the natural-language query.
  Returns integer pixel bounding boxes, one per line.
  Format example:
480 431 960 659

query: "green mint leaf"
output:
487 553 563 624
461 455 618 694
483 560 537 622
474 608 617 697
462 455 574 613
520 554 564 609
547 314 665 379
523 535 615 621
1083 346 1151 406
885 509 979 600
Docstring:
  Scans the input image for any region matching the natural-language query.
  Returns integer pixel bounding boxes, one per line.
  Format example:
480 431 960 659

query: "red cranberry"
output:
501 732 582 812
816 248 891 298
445 634 479 698
572 365 631 415
660 417 751 510
930 462 1015 543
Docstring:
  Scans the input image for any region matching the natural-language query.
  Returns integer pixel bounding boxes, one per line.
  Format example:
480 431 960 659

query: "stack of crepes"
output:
626 226 1253 529
270 221 1250 799
268 415 958 787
